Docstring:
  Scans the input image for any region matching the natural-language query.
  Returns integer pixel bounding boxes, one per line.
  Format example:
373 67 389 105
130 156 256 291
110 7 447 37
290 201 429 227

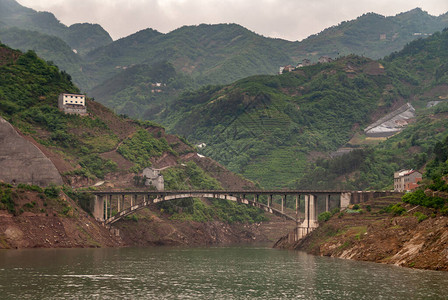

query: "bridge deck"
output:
92 189 351 196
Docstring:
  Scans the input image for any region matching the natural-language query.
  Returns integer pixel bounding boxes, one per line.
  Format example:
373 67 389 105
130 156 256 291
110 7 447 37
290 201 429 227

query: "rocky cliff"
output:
0 117 63 186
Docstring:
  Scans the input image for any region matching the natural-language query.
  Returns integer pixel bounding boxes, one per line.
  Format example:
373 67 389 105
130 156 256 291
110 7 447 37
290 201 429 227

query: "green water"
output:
0 247 447 299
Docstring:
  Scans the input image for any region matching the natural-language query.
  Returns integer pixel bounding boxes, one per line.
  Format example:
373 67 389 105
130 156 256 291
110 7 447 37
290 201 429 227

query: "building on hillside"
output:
297 59 312 68
142 167 164 191
279 65 294 74
394 169 422 192
318 56 333 63
58 93 87 115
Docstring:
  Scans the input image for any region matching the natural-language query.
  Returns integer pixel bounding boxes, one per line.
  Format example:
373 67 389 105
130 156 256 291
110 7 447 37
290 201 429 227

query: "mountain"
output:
293 8 448 60
157 29 448 189
84 24 294 87
86 9 448 117
88 61 196 119
0 27 90 88
0 42 268 227
0 0 112 54
1 0 447 112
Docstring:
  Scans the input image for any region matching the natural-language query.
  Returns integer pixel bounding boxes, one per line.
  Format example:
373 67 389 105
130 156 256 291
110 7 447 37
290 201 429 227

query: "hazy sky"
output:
17 0 448 41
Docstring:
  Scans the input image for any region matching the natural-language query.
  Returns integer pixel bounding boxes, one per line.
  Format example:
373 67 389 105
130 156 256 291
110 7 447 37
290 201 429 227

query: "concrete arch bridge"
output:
91 190 395 241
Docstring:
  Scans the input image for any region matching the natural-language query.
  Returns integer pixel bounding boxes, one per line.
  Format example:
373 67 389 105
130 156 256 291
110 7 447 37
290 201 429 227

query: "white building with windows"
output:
58 93 87 115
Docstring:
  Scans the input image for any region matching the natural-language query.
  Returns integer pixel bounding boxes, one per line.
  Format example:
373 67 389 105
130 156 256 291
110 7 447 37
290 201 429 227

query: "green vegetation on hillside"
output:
401 134 448 213
117 129 172 172
158 161 267 223
0 45 122 179
159 55 409 187
0 43 267 225
90 61 196 119
2 0 447 120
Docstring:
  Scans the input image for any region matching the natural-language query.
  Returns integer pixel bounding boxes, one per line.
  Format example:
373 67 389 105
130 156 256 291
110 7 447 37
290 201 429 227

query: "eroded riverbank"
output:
275 196 448 271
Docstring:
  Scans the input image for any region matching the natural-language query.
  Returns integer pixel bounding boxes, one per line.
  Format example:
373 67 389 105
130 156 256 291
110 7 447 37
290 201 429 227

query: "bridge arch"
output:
98 192 296 225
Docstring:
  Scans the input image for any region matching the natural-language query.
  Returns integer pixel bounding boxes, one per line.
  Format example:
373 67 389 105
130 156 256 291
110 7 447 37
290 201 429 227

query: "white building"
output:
142 167 164 191
58 93 87 115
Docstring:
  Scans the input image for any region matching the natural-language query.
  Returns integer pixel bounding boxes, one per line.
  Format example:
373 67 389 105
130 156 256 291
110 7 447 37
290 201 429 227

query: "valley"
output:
0 0 447 275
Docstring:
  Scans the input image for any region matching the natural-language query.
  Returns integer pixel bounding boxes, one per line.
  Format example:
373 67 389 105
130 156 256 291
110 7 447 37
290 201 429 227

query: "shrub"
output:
441 206 448 216
318 211 332 222
402 189 446 209
381 203 406 216
0 187 16 214
44 185 60 198
413 212 428 223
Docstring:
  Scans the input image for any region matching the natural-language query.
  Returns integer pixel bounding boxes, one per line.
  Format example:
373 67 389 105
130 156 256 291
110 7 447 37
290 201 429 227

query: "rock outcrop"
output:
0 117 63 186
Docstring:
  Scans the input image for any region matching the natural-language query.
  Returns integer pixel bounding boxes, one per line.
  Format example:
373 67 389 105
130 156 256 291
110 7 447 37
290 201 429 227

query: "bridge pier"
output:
296 194 319 240
340 192 351 209
93 195 105 221
326 195 330 212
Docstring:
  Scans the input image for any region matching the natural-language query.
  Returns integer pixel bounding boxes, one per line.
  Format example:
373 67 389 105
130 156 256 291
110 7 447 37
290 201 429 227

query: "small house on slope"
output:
142 167 164 191
58 93 87 115
394 169 422 192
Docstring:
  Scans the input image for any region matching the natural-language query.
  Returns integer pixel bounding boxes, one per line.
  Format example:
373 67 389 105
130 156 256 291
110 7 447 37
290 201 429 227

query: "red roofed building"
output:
394 169 422 192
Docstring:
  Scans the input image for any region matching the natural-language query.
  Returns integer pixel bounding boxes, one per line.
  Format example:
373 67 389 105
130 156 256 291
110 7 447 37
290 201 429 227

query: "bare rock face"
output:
0 117 63 186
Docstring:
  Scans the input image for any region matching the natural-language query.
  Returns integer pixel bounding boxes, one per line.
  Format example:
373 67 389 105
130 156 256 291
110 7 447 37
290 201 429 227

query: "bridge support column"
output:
281 195 285 214
295 195 299 221
93 195 105 222
108 194 112 218
296 194 319 241
340 192 351 210
326 195 330 212
104 195 108 219
118 195 125 212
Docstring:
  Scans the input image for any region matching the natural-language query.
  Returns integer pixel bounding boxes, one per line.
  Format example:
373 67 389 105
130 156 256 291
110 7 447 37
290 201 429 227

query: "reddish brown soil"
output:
186 155 256 189
114 205 296 247
276 196 448 271
0 190 122 249
87 100 137 140
0 47 21 65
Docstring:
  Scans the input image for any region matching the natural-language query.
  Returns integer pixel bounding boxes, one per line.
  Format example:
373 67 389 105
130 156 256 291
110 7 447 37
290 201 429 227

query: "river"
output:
1 246 447 299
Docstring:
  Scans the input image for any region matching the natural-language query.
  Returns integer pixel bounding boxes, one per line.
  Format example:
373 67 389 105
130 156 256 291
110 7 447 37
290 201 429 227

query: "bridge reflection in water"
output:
91 190 396 241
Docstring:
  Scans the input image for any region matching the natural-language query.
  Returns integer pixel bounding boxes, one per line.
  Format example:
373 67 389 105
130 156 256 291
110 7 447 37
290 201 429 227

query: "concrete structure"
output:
364 103 415 137
91 190 398 241
142 167 164 190
58 93 87 115
0 117 63 186
394 170 422 192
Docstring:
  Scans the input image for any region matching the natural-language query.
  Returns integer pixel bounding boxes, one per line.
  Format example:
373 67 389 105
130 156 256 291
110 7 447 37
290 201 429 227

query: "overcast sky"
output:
17 0 448 41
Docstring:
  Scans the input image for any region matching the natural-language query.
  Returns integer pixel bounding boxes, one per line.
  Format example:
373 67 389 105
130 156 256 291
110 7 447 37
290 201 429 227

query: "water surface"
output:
0 247 447 299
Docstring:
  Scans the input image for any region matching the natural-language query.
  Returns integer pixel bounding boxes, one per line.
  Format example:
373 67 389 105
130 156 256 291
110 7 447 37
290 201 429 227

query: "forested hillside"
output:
295 29 448 190
88 61 196 119
1 0 447 113
294 8 448 60
0 0 112 54
0 42 267 223
158 29 448 189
